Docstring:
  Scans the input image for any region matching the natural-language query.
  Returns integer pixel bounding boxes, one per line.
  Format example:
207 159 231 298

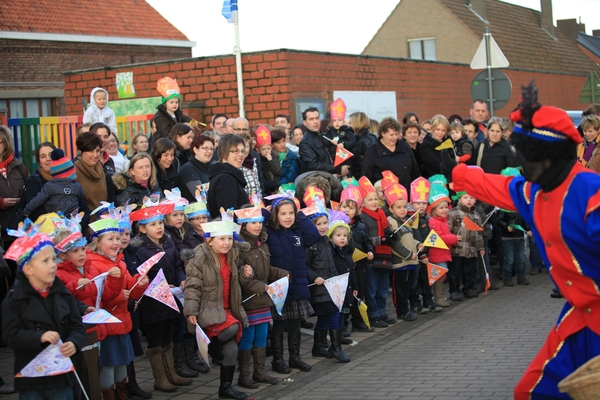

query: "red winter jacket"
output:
427 215 458 263
56 258 123 341
87 250 147 336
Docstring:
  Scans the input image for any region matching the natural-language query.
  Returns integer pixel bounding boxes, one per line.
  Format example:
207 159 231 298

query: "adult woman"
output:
577 115 600 172
152 138 178 193
403 121 423 173
75 131 115 212
0 126 29 247
107 132 129 173
168 123 194 167
113 153 161 208
402 112 419 125
130 133 149 158
272 129 300 185
178 135 215 202
362 118 420 193
471 117 518 173
349 112 377 179
419 114 450 178
20 141 56 224
207 134 248 218
420 119 432 143
291 125 305 146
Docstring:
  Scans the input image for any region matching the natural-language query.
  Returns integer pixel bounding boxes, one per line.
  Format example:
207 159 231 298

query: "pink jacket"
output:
427 215 458 263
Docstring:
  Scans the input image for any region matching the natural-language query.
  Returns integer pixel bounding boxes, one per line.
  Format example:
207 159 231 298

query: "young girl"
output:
235 205 288 388
184 189 210 243
263 192 320 374
449 122 474 164
130 133 149 158
130 201 193 392
152 77 194 144
87 217 149 400
427 184 460 307
184 212 251 400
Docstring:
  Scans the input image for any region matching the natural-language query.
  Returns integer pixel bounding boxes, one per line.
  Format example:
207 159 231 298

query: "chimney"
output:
593 30 600 38
466 0 487 21
540 0 554 37
557 19 578 44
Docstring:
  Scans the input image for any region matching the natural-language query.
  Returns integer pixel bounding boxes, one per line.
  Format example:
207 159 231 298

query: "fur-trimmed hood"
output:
112 172 131 191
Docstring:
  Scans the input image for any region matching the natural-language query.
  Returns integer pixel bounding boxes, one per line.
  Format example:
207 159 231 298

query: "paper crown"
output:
358 176 376 198
249 191 264 208
54 213 86 253
303 186 325 207
428 183 451 210
156 77 181 104
326 209 351 237
340 186 363 206
410 177 431 203
428 174 448 187
340 177 359 189
89 217 120 239
267 190 301 210
384 182 408 207
451 191 467 201
381 170 399 191
116 201 136 230
91 201 115 217
301 194 328 220
163 188 189 211
130 202 175 225
501 167 521 177
5 219 55 269
255 125 271 148
50 149 76 180
233 207 264 223
202 208 240 238
278 183 296 194
510 105 582 144
330 98 347 121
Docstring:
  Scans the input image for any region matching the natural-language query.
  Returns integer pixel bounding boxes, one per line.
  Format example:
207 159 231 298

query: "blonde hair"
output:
349 112 370 133
128 153 157 189
430 114 451 133
582 115 600 131
0 126 15 161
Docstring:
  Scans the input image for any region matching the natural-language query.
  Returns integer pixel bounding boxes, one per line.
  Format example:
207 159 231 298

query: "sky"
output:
147 0 600 58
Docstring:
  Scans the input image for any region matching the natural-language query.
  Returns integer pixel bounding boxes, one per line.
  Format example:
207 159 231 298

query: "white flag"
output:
324 273 349 312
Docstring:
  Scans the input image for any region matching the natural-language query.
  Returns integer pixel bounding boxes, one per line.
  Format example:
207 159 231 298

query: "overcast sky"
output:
147 0 600 57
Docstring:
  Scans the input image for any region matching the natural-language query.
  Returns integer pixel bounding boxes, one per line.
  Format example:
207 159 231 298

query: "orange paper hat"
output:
381 170 399 191
410 177 431 203
303 186 325 207
330 98 347 121
358 176 376 198
156 77 181 104
255 125 271 148
384 183 408 207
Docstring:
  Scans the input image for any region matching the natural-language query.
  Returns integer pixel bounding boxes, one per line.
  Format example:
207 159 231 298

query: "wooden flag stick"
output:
393 212 419 234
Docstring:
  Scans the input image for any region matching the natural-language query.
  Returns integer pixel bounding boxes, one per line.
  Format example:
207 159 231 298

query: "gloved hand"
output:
380 235 390 246
440 149 458 183
389 231 399 241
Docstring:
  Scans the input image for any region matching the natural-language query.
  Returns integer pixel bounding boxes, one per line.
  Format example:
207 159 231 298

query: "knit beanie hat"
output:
50 149 76 180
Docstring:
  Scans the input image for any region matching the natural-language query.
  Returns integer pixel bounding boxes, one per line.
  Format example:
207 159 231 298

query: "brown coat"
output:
0 158 28 241
577 139 600 173
183 242 249 331
448 203 485 258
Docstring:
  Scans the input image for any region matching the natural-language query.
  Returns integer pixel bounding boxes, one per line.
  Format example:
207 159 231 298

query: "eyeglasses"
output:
229 149 247 154
233 128 249 133
199 146 214 152
108 139 117 144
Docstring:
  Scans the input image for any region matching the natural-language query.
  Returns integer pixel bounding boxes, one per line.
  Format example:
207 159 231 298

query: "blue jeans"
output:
364 267 390 319
503 239 526 280
20 387 74 400
239 322 269 351
528 236 544 271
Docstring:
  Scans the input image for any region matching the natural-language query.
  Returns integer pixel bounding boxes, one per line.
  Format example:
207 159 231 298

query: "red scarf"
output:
0 153 14 178
361 207 391 255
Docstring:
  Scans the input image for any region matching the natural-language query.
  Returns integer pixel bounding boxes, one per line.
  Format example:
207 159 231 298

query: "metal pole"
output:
233 19 245 118
485 27 494 117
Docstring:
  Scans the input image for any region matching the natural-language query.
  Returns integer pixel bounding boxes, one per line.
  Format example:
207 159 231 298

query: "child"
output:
338 181 375 332
263 191 320 374
184 189 210 243
304 197 350 363
449 122 474 163
2 220 86 399
184 212 251 400
234 205 288 388
23 149 91 232
385 182 420 321
448 191 485 300
87 217 149 399
83 87 117 134
577 115 600 172
163 188 199 252
358 176 397 327
427 183 460 307
325 99 356 167
152 77 194 144
255 125 282 194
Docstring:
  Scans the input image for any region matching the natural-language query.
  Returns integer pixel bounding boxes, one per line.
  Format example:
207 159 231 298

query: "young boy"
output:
2 221 86 398
255 125 282 194
83 87 117 134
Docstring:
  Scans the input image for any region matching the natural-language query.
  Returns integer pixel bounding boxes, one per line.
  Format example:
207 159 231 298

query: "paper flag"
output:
435 139 454 151
143 269 180 312
334 147 353 167
409 214 419 229
423 229 449 250
93 272 109 310
267 276 289 316
195 324 211 367
427 263 448 286
352 248 368 262
462 216 483 231
82 309 121 324
137 252 165 276
330 200 339 210
509 224 526 232
355 297 370 329
16 340 75 377
171 287 185 306
481 255 491 295
324 273 349 312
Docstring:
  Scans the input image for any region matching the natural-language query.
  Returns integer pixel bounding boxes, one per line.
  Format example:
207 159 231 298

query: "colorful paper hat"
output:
5 219 54 269
330 98 347 121
130 202 175 225
410 177 431 203
358 176 376 198
510 105 582 144
301 194 329 220
428 174 447 187
249 191 264 208
340 186 363 206
278 183 296 194
255 125 271 148
233 207 264 223
91 201 115 217
327 209 351 237
89 217 120 239
50 149 76 180
267 190 301 210
185 189 210 219
384 182 408 207
202 208 240 238
303 186 325 207
340 177 359 189
501 167 521 177
451 191 467 201
54 213 87 253
381 170 399 191
428 184 451 210
116 201 136 231
163 188 189 211
156 77 181 104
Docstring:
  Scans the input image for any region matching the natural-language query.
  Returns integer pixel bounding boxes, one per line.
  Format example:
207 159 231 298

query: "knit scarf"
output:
361 207 391 255
584 141 596 163
38 167 53 183
75 159 108 210
0 153 13 178
242 152 254 169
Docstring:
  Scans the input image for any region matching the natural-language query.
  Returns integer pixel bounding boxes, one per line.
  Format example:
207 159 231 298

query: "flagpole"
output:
393 211 418 234
232 7 245 117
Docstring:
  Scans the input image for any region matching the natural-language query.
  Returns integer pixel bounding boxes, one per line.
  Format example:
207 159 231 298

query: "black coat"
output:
207 162 247 219
113 173 162 209
2 275 86 392
298 129 338 174
331 242 358 308
325 125 357 153
305 236 339 305
418 134 445 179
349 215 374 255
22 170 48 223
151 105 191 145
0 158 28 241
164 223 202 254
352 129 377 179
155 160 179 193
471 139 519 174
175 147 191 168
177 157 212 202
497 211 530 239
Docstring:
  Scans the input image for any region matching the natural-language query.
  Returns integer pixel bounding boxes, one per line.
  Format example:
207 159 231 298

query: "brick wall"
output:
63 49 589 126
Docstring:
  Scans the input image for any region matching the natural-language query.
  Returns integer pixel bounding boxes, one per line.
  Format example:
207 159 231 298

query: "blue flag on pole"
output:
222 0 238 23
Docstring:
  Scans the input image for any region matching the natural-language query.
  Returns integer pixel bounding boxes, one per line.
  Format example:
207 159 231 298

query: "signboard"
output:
333 91 397 121
470 70 512 111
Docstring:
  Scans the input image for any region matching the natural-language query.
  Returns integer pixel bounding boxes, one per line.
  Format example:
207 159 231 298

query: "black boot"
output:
311 330 331 358
126 361 152 399
288 332 311 371
209 339 225 365
327 329 350 363
270 334 291 374
218 365 248 400
173 342 199 378
184 336 210 373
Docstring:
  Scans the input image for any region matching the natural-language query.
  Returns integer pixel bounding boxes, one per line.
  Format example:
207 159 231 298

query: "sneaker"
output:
530 269 540 275
370 319 389 328
382 315 397 325
503 279 515 287
517 277 530 285
464 290 479 298
400 311 418 321
427 303 443 313
352 322 375 332
449 292 463 302
412 304 430 314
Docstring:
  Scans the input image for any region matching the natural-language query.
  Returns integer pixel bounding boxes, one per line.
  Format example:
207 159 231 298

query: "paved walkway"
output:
0 271 562 400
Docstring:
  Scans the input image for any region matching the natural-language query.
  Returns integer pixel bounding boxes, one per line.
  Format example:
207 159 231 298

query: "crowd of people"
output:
0 77 598 400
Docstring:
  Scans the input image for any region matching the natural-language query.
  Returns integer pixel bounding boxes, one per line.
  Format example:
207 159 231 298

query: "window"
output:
0 98 54 118
408 38 437 61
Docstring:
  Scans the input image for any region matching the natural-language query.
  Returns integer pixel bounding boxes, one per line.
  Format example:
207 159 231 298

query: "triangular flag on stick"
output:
423 229 449 249
324 273 349 311
462 216 483 231
266 276 289 316
481 255 491 295
195 324 211 367
409 213 419 229
354 296 370 329
352 248 368 262
82 309 121 324
427 263 448 286
435 139 454 151
93 272 109 310
143 269 180 312
330 200 339 210
334 147 353 167
509 224 526 232
16 340 75 377
137 252 165 276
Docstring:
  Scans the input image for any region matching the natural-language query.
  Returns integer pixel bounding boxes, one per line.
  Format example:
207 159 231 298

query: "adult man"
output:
274 114 298 154
224 118 235 134
469 99 488 142
232 117 250 135
231 117 265 194
211 113 228 137
298 107 348 176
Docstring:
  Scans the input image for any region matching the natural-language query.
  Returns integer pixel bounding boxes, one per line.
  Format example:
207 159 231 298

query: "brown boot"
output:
252 347 279 385
433 280 452 307
101 385 116 400
162 344 193 386
237 349 259 389
115 378 133 400
147 346 177 392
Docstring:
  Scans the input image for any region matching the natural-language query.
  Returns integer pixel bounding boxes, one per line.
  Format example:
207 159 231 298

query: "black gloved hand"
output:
380 235 390 246
440 149 458 183
389 231 399 241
